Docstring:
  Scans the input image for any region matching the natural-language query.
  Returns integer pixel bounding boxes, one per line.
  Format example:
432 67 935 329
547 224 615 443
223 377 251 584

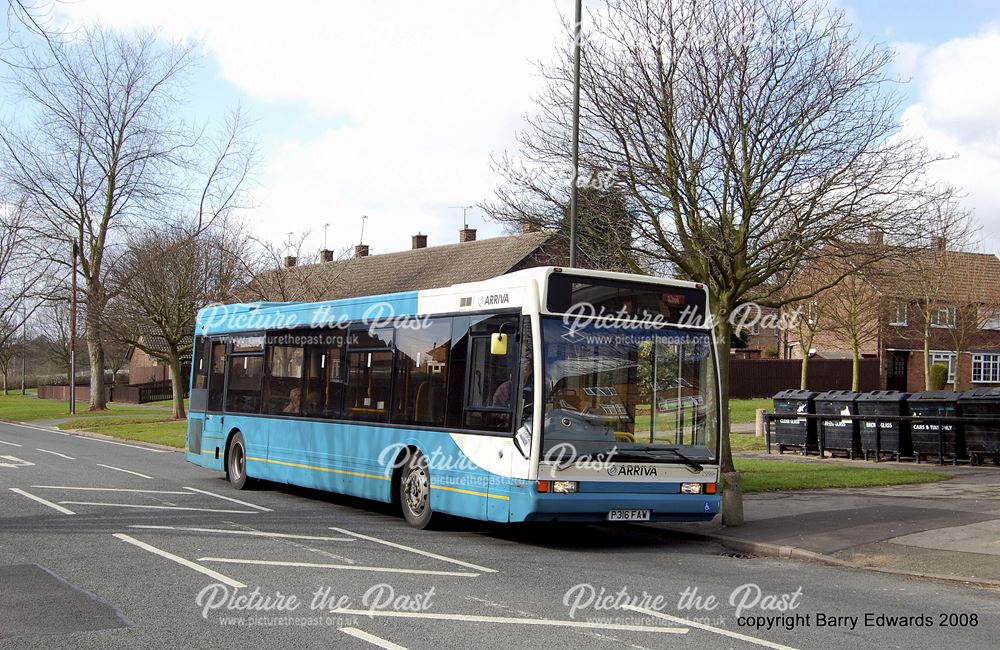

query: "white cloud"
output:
53 0 574 254
896 27 1000 252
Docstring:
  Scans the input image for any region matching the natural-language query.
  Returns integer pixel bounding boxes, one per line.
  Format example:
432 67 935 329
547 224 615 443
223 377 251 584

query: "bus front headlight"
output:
552 481 578 494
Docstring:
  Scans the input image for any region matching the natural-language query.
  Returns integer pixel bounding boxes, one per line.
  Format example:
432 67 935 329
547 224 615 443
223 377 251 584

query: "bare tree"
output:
484 0 949 524
108 219 255 418
822 271 881 391
0 26 198 410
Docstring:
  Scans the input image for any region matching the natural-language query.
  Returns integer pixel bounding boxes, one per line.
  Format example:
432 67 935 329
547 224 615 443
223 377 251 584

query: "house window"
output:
980 308 1000 331
972 354 1000 383
889 303 907 326
930 306 956 328
930 352 956 383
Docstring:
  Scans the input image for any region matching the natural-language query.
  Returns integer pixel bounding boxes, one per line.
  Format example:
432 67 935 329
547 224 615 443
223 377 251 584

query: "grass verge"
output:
730 433 767 452
734 457 950 493
56 416 186 448
729 398 772 424
0 393 157 422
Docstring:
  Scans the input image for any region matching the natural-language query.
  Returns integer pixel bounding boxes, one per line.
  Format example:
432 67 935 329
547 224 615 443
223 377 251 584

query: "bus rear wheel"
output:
227 431 250 490
400 450 433 529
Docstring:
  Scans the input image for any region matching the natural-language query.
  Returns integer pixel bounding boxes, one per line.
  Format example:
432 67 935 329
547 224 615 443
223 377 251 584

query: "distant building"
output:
126 332 193 385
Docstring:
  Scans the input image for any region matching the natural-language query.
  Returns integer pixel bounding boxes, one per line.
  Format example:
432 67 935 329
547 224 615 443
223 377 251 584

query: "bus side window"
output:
206 340 227 412
264 344 304 415
345 327 393 422
303 330 347 419
393 318 451 427
448 314 518 433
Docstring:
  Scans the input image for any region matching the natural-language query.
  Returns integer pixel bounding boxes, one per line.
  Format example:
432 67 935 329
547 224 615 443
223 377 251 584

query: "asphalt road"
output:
0 419 997 650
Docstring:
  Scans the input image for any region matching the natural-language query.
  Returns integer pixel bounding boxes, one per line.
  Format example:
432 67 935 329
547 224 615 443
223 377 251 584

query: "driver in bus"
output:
492 357 533 408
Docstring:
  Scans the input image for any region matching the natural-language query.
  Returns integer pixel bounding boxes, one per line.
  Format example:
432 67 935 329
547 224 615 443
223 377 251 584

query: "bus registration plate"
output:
607 509 650 521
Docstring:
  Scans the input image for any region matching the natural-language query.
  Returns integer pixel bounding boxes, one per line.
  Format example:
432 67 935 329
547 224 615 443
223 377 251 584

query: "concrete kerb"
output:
2 418 182 454
640 525 1000 592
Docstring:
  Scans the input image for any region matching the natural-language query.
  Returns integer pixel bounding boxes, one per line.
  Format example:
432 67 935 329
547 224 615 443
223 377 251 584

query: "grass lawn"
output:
730 432 767 452
0 393 158 422
56 416 186 448
729 398 772 424
734 457 950 493
143 397 189 409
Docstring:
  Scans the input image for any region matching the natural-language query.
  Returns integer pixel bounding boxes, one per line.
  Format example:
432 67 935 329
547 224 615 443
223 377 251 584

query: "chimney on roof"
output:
520 217 540 233
284 255 297 268
930 236 946 251
412 233 427 249
459 227 477 243
355 244 370 258
320 249 335 262
868 230 884 246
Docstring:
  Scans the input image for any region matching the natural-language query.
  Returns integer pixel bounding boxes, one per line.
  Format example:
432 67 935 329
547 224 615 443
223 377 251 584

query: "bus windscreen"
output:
546 274 707 326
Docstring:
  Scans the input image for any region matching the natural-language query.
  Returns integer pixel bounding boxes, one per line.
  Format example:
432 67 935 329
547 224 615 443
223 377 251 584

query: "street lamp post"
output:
69 241 77 415
568 0 583 268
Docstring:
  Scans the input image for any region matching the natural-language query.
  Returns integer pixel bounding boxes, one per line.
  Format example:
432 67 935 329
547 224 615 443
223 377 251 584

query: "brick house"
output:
126 332 193 385
784 236 1000 391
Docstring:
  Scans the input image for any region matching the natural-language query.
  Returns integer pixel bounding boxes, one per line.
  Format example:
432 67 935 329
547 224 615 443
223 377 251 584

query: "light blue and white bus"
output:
186 266 721 528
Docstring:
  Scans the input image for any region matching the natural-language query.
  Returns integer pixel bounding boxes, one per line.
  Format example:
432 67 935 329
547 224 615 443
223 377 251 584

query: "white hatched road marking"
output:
114 534 245 589
182 486 272 512
9 488 75 515
622 606 800 650
339 627 410 650
329 526 497 574
35 449 75 459
329 609 688 634
58 501 257 514
0 455 35 468
130 525 354 542
96 463 153 479
32 486 191 495
198 557 478 578
0 439 23 447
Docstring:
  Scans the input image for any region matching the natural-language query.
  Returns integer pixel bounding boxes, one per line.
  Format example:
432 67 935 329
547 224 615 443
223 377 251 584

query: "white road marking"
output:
32 486 191 495
35 449 75 459
182 486 272 512
199 557 479 578
2 421 170 451
330 609 688 634
9 488 75 515
339 627 410 650
129 525 354 542
0 439 23 447
58 501 258 514
329 526 497 574
96 463 153 479
76 436 172 452
622 606 800 650
114 533 245 589
0 455 35 468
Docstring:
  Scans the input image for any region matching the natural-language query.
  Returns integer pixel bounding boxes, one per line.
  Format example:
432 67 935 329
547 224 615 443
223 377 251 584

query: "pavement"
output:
654 450 1000 588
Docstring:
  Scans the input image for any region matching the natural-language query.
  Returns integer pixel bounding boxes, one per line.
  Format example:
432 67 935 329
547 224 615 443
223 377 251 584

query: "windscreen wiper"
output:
613 447 704 473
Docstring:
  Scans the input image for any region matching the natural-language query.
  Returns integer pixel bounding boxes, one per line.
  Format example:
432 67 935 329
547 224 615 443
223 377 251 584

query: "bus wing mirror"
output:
490 332 508 356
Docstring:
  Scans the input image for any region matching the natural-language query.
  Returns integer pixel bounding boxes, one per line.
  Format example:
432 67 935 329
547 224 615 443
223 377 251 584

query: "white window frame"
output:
972 354 1000 383
930 305 956 329
889 303 908 327
979 307 1000 331
930 352 956 383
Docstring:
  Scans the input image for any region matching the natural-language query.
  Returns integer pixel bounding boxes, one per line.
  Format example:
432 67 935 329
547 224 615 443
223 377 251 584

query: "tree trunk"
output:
923 317 931 391
714 312 744 526
2 372 7 396
86 334 107 411
168 354 187 420
851 341 860 392
799 351 809 390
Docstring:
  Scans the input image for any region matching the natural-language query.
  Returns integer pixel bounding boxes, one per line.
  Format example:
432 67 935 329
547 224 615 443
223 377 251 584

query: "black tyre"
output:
227 431 250 490
399 450 433 529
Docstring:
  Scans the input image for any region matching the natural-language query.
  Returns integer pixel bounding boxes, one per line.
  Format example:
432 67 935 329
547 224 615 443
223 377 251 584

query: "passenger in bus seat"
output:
283 388 302 413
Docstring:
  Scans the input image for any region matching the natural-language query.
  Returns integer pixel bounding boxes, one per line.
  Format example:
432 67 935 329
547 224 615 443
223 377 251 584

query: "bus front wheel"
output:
400 450 433 529
226 431 250 490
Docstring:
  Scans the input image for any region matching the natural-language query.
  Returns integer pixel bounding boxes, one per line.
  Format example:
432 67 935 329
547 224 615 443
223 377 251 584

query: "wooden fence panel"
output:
729 358 879 399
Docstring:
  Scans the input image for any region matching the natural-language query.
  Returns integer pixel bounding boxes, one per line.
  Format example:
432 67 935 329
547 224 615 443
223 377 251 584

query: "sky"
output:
23 0 1000 256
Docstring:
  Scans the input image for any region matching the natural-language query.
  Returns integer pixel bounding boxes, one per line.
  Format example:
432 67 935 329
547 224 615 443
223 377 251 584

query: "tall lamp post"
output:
69 241 77 415
568 0 583 268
